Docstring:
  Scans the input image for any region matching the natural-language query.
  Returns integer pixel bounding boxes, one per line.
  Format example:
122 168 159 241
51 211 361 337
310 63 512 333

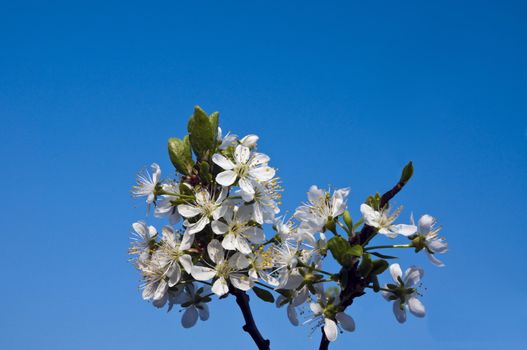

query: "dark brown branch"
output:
231 288 271 350
319 175 410 349
319 328 330 350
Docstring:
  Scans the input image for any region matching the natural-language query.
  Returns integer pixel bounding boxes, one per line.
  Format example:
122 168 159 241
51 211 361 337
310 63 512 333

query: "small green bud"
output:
400 161 414 185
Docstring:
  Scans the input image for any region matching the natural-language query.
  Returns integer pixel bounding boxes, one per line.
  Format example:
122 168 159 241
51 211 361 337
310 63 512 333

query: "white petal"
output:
207 239 225 264
212 277 229 296
179 231 194 251
389 263 403 283
390 224 417 236
234 145 250 164
212 153 235 170
404 266 424 287
336 312 355 332
307 185 324 203
153 279 168 301
179 254 193 274
238 177 255 196
187 216 209 235
167 263 181 287
331 187 350 217
229 252 250 269
222 233 237 251
324 318 338 342
181 306 199 328
142 282 156 300
177 204 202 218
132 221 148 238
229 274 253 291
249 166 275 181
427 251 445 267
408 297 426 317
240 134 259 147
216 170 237 186
198 303 210 320
191 266 216 281
287 304 299 326
243 227 265 244
211 220 229 235
234 236 252 254
249 152 269 167
310 303 323 315
418 214 435 234
393 300 407 323
360 204 380 227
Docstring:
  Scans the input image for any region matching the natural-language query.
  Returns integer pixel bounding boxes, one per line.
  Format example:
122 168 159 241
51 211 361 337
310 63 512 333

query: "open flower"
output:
307 288 355 342
382 263 426 323
191 239 253 296
411 214 448 267
129 221 157 262
157 226 194 287
177 284 212 328
360 204 417 238
132 163 160 204
154 182 182 225
294 186 350 234
138 252 172 308
177 188 228 235
212 145 275 201
211 205 265 254
275 286 309 326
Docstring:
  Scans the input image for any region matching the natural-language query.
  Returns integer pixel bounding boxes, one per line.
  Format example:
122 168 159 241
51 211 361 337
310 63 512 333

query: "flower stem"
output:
365 244 412 251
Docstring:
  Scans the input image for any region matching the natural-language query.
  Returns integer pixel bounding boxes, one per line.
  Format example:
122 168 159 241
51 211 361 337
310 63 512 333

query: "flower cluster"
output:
129 106 448 347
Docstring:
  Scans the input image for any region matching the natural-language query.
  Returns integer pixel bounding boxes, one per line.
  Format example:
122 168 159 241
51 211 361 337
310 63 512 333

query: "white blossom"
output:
294 186 350 234
191 239 253 296
177 188 228 235
132 163 160 204
129 221 157 262
211 205 265 254
382 263 426 323
360 204 417 238
157 226 194 287
412 214 448 267
154 182 183 225
212 145 275 201
177 284 211 328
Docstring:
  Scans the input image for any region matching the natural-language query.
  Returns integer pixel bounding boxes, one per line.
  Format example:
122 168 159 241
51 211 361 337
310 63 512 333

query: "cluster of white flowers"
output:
129 107 448 347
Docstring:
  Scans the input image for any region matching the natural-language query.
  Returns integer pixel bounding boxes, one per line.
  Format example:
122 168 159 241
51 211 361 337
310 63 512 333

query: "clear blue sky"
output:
1 1 526 349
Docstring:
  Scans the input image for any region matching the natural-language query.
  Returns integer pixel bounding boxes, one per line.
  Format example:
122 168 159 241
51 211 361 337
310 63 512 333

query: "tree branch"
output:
319 175 410 349
319 328 330 350
231 288 271 350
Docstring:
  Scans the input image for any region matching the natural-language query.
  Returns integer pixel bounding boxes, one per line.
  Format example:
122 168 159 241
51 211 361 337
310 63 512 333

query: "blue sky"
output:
1 1 526 349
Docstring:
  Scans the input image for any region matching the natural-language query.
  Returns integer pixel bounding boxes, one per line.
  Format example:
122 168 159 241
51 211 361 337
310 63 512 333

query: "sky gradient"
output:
1 1 526 349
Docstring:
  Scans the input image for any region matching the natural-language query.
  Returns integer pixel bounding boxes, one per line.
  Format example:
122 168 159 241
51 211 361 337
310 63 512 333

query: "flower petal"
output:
229 274 253 291
198 303 210 321
234 145 250 164
324 318 338 342
211 220 229 235
393 300 407 323
287 304 299 326
179 254 193 274
249 166 275 182
212 277 229 296
181 306 199 328
191 266 216 281
212 153 235 170
408 297 426 317
177 204 202 218
207 239 225 264
389 263 403 283
336 312 355 332
216 170 237 187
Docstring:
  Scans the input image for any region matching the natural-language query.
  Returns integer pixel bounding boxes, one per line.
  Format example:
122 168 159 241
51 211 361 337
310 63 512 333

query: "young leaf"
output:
253 286 275 303
168 136 193 175
370 260 389 275
400 161 414 185
188 106 216 160
328 236 363 267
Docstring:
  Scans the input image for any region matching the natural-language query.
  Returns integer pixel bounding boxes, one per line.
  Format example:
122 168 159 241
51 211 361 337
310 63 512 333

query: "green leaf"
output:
168 136 194 175
358 253 373 276
327 236 363 267
209 111 220 142
369 252 398 259
253 286 275 303
188 106 216 160
399 161 414 185
371 260 389 275
343 210 353 235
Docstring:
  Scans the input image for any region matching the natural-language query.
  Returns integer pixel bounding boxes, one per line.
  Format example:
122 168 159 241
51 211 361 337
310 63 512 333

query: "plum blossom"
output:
294 186 350 234
129 221 157 262
154 181 183 225
191 239 253 296
211 205 265 254
360 204 417 238
411 214 448 267
212 144 275 201
177 188 228 235
132 163 160 204
308 291 355 342
176 284 212 328
382 263 426 323
157 226 194 287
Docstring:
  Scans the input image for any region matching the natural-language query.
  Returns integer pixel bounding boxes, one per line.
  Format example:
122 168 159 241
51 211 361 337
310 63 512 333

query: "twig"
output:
231 288 271 350
319 175 410 349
